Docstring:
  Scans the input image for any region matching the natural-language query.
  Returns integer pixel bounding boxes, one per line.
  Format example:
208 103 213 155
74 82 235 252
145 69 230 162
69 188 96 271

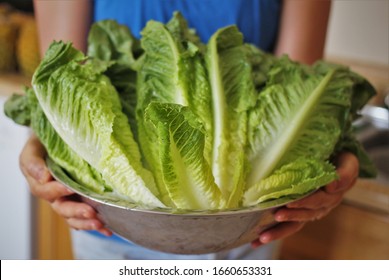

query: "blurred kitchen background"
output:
0 0 388 260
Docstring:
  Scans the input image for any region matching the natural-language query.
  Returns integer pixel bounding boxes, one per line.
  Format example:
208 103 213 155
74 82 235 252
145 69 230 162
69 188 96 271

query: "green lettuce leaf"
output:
243 56 376 206
87 19 143 140
5 89 111 193
4 92 31 126
243 44 276 92
145 102 225 209
244 158 336 204
136 13 211 207
87 19 142 68
205 26 257 207
314 61 377 177
32 41 164 208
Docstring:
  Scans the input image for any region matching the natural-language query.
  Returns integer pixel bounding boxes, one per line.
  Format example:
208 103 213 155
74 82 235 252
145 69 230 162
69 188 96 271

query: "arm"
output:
34 0 92 55
274 0 331 64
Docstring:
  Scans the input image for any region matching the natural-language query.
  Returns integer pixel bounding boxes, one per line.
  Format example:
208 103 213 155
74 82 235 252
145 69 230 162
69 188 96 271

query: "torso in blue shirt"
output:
94 0 281 51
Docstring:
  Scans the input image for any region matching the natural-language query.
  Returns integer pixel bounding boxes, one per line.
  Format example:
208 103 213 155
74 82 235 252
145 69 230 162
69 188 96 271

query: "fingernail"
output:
90 221 99 230
275 213 286 222
260 234 271 243
100 228 113 237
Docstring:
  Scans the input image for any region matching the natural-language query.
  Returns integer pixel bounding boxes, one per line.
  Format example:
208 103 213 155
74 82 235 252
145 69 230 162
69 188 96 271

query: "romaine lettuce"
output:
136 13 212 207
145 102 225 209
243 57 375 205
32 41 164 208
205 26 257 207
4 14 376 210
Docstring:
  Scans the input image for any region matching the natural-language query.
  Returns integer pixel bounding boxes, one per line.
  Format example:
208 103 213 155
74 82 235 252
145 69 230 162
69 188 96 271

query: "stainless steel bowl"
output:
47 157 313 255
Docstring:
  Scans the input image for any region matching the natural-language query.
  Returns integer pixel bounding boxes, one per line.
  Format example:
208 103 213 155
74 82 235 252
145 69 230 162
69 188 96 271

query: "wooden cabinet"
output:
280 203 389 259
280 179 389 260
36 199 74 259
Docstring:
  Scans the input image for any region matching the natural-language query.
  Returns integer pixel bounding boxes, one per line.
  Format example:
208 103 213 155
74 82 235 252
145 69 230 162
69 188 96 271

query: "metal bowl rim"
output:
47 157 315 217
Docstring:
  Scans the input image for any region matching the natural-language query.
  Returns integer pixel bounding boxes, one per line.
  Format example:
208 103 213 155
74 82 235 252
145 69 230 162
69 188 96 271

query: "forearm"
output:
33 0 93 56
274 0 331 64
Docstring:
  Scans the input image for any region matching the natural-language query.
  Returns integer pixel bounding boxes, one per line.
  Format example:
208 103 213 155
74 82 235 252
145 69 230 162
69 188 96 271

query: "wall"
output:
325 0 389 66
0 96 33 259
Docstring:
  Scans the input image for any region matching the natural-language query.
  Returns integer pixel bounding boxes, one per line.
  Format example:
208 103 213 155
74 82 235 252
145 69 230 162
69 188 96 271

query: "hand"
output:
19 134 112 236
251 152 359 248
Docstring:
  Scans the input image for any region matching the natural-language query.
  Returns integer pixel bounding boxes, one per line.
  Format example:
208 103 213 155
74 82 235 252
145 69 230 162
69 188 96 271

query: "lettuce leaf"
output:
145 103 225 209
32 41 164 208
136 13 211 207
4 14 376 211
243 56 376 206
244 159 336 204
87 19 143 137
205 26 258 207
5 89 110 193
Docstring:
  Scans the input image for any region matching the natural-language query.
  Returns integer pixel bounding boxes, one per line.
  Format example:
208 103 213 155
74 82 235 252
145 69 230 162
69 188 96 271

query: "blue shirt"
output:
94 0 281 51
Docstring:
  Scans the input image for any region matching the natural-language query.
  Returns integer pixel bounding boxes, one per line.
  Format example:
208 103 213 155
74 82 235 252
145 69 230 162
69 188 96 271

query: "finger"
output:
326 152 359 193
67 219 112 236
66 218 113 236
96 228 113 237
66 217 105 231
20 135 74 201
19 134 51 184
258 222 306 244
65 216 113 236
286 189 343 210
25 176 73 202
51 196 97 220
251 239 264 248
52 198 113 236
274 207 332 222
